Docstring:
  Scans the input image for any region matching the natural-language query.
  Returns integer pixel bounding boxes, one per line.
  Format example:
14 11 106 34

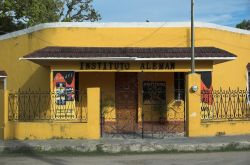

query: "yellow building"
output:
0 22 250 140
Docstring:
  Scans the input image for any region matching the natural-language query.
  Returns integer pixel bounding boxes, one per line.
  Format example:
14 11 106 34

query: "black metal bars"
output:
201 88 250 121
8 90 87 122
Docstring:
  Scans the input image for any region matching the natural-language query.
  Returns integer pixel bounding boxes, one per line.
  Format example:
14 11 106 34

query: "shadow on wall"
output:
19 66 50 91
0 80 4 90
7 66 51 127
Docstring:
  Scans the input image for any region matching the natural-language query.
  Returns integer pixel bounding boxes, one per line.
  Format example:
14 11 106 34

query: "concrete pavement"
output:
0 135 250 154
0 151 250 165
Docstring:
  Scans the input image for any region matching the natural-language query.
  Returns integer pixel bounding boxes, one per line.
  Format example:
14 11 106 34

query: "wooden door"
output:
115 73 138 132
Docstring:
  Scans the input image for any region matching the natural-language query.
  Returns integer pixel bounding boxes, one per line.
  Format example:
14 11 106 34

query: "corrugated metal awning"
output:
0 70 7 77
20 46 237 61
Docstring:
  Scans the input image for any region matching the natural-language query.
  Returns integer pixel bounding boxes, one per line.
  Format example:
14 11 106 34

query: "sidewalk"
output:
0 135 250 154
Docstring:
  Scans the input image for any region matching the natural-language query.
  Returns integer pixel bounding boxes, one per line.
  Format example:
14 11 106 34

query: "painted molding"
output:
0 22 250 41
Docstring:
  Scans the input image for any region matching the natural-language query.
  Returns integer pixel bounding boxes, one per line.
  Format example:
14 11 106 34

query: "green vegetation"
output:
236 19 250 30
0 0 101 35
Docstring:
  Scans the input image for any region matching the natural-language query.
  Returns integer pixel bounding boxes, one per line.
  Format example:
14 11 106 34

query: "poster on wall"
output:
55 82 66 105
197 71 212 104
53 71 75 105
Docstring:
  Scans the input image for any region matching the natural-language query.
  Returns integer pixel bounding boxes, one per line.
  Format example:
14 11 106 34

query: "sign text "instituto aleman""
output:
80 62 175 70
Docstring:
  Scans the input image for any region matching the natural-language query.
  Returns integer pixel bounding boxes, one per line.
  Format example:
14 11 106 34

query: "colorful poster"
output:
53 71 75 105
55 82 66 105
197 71 212 104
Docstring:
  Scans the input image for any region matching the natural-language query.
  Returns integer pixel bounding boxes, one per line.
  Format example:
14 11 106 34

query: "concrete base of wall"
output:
4 122 99 140
199 121 250 136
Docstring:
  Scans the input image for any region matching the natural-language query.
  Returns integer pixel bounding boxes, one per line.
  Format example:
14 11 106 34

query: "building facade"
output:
0 22 250 140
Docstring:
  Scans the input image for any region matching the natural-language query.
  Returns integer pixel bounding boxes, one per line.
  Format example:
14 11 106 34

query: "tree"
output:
61 0 101 22
0 0 101 35
236 19 250 30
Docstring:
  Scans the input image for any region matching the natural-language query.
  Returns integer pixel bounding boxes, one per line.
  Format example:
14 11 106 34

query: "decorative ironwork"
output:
8 90 87 122
101 89 185 139
201 88 250 121
142 85 184 138
141 104 184 138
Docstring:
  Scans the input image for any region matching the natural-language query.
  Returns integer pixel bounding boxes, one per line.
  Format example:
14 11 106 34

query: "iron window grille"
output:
174 73 185 100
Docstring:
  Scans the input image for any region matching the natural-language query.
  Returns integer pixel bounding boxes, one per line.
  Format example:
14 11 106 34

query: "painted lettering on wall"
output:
80 62 175 70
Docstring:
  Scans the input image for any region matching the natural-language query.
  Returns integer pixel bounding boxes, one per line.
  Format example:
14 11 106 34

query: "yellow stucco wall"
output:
2 88 101 140
198 121 250 136
0 23 250 139
4 122 93 140
0 26 249 91
0 90 5 139
186 73 250 137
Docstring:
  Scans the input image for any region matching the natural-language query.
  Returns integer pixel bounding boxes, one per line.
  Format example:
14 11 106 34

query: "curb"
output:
1 141 250 154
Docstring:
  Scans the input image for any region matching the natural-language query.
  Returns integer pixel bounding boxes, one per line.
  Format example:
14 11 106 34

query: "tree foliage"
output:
0 0 101 35
236 19 250 30
62 0 101 22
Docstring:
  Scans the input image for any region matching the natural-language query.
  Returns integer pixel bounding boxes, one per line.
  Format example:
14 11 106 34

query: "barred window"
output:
75 72 79 102
247 70 250 102
246 64 250 102
248 71 250 90
143 81 166 105
174 72 185 100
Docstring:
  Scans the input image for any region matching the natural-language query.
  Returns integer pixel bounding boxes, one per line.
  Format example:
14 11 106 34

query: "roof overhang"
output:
0 71 7 78
19 57 236 61
19 46 237 66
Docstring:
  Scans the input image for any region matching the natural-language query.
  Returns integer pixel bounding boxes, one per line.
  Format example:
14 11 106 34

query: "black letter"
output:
109 62 113 70
80 62 83 70
120 63 124 70
159 63 164 69
114 63 119 69
91 63 96 69
165 63 170 69
152 62 157 70
146 62 151 69
170 62 175 69
140 63 145 70
97 62 102 70
103 62 107 70
124 63 130 70
86 63 91 70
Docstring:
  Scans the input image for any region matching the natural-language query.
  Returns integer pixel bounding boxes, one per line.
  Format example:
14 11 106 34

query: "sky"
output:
93 0 250 27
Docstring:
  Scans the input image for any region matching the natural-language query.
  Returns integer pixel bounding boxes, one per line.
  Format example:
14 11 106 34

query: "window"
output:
75 72 79 102
248 71 250 90
247 70 250 102
143 81 166 105
246 64 250 102
174 72 185 100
